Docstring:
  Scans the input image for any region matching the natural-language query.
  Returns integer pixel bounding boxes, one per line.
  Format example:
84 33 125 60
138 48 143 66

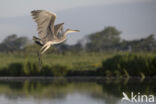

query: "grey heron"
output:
31 10 80 54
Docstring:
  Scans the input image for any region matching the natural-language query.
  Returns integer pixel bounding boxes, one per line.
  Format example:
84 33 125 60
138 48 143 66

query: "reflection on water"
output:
0 77 155 104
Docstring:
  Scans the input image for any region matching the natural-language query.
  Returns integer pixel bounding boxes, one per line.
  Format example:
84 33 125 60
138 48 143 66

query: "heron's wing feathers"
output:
54 23 64 36
31 10 56 40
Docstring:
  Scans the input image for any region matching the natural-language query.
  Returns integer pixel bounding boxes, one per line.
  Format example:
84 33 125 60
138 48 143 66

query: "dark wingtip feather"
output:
31 10 42 16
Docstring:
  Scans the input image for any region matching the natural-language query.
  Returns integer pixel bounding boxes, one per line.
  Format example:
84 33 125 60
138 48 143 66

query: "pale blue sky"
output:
0 0 148 17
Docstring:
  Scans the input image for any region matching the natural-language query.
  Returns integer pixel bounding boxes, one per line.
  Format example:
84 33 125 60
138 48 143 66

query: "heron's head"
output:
66 29 80 34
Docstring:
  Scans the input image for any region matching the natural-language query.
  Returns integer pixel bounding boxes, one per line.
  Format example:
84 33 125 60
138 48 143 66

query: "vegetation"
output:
0 26 155 53
0 26 155 77
0 52 109 76
100 53 156 78
0 52 155 78
86 26 121 51
0 34 29 52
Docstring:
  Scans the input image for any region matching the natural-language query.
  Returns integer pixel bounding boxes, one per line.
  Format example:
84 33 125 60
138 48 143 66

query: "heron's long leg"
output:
37 51 42 70
40 44 47 52
41 45 50 54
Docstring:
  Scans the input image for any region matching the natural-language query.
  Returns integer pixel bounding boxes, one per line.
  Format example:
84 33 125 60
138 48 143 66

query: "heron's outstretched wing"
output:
31 10 56 40
54 23 64 36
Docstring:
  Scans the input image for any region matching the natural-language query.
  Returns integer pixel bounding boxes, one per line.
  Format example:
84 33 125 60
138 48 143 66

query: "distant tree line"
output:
0 34 28 52
55 26 156 53
0 26 155 53
119 34 156 52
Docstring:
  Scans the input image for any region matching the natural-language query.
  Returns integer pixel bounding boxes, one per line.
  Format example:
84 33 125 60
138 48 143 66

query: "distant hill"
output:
0 1 156 44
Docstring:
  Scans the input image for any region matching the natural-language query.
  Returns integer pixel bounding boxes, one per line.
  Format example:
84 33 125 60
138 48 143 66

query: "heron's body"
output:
33 33 66 46
31 10 79 54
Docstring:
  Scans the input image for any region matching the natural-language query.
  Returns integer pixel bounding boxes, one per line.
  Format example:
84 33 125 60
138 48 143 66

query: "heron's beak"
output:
67 29 80 33
73 30 80 32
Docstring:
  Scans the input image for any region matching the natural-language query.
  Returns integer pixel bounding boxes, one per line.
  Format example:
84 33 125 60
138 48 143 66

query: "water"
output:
0 77 155 104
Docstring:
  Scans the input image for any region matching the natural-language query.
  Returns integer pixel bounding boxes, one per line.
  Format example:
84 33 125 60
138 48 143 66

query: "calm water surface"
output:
0 77 155 104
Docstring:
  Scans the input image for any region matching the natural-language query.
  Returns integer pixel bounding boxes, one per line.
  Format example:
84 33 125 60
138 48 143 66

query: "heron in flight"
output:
31 10 80 54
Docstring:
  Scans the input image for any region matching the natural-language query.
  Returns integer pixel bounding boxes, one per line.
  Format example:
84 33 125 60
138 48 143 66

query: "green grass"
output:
0 52 112 71
42 52 111 70
0 52 113 76
0 52 156 77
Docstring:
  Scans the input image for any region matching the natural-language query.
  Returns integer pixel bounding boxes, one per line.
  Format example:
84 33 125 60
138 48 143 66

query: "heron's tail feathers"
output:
33 36 41 41
33 36 43 46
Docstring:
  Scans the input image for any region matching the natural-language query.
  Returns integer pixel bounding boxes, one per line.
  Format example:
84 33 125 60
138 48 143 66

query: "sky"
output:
0 0 155 44
0 0 150 17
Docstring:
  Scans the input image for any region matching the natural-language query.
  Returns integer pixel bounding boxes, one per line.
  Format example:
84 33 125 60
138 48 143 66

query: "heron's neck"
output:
58 30 72 43
63 30 71 37
58 30 69 43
